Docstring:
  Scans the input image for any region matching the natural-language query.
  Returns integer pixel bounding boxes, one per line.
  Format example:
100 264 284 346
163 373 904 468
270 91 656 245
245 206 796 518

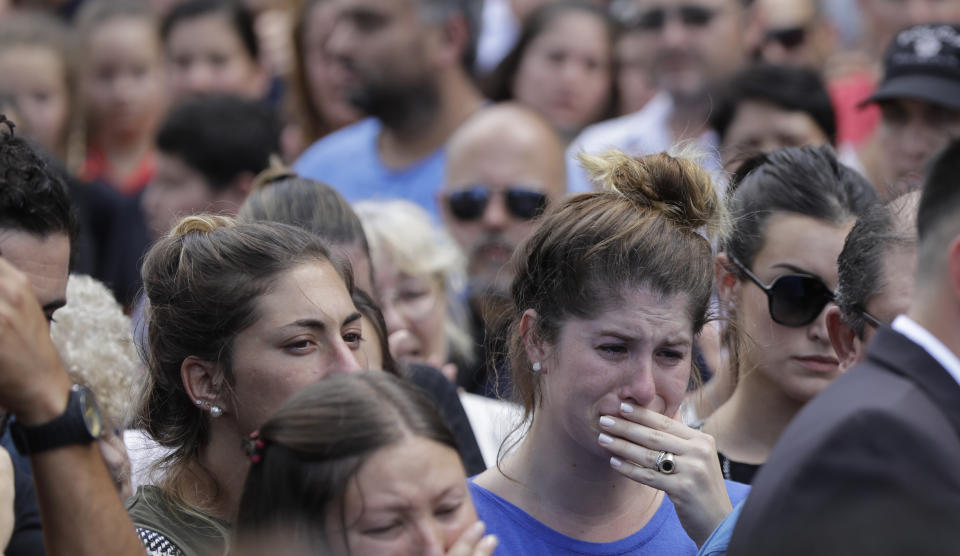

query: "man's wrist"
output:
16 375 72 426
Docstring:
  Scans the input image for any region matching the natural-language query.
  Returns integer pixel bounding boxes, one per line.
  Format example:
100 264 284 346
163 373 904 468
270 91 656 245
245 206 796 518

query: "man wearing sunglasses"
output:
441 103 566 394
567 0 759 191
728 141 960 554
827 191 919 374
754 0 835 72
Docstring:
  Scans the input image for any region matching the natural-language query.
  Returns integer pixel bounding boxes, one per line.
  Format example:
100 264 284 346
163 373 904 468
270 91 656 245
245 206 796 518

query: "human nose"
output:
620 359 656 408
329 338 363 375
481 193 510 231
413 518 446 556
185 63 216 93
807 305 831 345
326 18 355 62
661 12 692 47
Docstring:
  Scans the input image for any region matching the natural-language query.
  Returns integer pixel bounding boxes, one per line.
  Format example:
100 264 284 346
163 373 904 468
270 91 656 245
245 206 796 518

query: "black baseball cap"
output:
862 23 960 110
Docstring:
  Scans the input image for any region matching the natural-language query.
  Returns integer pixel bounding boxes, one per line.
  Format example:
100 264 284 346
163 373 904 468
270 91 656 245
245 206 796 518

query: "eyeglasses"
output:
445 186 548 222
632 5 719 32
854 305 883 330
729 256 835 327
764 26 807 50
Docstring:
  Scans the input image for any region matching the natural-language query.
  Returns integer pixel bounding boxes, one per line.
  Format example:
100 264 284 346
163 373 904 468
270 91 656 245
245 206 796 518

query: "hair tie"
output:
244 430 267 464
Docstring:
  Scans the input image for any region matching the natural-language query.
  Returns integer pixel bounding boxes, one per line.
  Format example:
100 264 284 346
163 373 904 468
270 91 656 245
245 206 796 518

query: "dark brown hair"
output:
235 372 457 548
138 214 352 504
505 148 726 418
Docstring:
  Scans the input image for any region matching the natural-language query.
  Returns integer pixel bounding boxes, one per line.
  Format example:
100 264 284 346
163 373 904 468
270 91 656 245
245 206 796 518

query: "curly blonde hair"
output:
49 274 145 429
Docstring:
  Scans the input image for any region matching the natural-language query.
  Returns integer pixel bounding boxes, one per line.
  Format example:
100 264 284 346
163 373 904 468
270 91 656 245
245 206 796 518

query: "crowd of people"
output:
2 0 960 554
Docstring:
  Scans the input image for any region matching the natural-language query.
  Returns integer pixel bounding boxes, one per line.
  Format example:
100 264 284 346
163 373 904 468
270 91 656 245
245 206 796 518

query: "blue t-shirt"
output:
469 480 750 556
293 118 446 220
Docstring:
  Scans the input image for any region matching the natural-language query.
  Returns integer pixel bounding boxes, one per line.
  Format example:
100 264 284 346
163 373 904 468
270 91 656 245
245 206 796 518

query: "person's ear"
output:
947 236 960 302
520 309 548 373
826 306 863 372
431 12 469 68
181 356 228 414
715 253 741 312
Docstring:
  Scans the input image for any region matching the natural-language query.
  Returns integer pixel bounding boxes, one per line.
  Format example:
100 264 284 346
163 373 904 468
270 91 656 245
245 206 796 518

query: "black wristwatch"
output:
9 384 103 455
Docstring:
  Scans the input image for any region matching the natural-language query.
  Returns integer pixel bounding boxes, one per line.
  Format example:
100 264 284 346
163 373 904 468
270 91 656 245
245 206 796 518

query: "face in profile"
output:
328 435 476 555
225 261 363 435
528 287 694 459
164 11 267 100
301 0 362 130
511 9 613 137
732 212 852 403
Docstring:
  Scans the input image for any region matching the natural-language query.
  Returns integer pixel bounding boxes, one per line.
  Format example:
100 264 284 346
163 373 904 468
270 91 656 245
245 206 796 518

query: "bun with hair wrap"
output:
170 214 236 237
577 149 727 241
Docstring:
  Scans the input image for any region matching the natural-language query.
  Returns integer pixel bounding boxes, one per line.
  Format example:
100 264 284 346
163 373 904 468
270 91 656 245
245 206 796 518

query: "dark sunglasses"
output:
729 256 834 327
854 305 883 329
765 26 807 50
445 186 548 221
633 5 718 31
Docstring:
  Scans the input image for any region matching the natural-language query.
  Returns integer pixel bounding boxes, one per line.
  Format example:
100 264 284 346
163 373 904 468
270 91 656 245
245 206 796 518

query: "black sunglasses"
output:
765 26 807 50
854 305 883 329
729 256 834 327
445 186 548 221
633 5 718 31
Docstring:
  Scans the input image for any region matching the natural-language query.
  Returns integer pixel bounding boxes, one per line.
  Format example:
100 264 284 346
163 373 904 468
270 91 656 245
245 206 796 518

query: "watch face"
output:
77 387 103 439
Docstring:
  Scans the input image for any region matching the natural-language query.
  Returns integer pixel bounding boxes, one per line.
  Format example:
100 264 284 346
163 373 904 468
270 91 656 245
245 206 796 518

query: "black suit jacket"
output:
728 325 960 556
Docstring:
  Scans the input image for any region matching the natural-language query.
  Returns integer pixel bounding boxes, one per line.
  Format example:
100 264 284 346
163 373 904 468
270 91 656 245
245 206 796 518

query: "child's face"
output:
82 16 166 138
0 46 69 156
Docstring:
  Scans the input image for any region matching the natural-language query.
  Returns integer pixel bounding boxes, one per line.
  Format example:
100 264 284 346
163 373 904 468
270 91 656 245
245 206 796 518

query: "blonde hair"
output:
353 200 473 367
50 275 144 429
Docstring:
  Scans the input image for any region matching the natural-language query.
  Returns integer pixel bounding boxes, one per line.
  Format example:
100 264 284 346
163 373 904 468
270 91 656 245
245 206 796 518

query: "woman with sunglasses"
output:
699 145 879 485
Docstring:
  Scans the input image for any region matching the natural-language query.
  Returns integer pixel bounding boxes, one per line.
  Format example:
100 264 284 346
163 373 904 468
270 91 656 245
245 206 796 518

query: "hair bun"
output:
171 214 235 237
577 148 727 240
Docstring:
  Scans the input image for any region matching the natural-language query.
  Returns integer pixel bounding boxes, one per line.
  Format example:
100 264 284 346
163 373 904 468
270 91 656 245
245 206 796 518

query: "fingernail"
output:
620 402 634 414
471 521 486 535
610 456 623 469
599 415 615 427
598 433 613 445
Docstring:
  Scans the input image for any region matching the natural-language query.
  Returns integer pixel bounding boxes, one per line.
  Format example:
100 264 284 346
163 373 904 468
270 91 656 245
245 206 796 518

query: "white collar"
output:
892 315 960 388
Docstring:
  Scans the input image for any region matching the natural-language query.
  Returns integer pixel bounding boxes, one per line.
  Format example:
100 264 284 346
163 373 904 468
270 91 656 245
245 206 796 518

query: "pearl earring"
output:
210 405 223 418
532 361 542 372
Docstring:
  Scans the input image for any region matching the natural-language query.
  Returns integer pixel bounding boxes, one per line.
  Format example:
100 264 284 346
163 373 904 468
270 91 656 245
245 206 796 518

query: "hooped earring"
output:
532 361 542 372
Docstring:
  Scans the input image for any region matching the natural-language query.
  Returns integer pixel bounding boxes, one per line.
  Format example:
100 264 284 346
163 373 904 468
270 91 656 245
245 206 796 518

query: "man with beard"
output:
567 0 759 191
293 0 485 219
440 103 566 395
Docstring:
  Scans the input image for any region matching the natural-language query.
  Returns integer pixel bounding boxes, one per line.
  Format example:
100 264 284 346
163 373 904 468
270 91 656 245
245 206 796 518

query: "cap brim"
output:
860 74 960 110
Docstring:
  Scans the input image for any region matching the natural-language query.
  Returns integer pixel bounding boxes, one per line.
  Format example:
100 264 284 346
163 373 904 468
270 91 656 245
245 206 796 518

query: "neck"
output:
175 422 250 523
497 415 662 541
705 363 805 464
378 70 483 168
667 91 711 142
909 288 960 359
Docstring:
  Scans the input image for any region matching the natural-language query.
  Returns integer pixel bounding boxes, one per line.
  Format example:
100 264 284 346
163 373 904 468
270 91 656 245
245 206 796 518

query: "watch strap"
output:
9 387 97 455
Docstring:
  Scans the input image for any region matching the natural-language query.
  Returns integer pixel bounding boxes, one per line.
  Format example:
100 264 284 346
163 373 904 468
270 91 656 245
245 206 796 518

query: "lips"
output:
792 355 840 373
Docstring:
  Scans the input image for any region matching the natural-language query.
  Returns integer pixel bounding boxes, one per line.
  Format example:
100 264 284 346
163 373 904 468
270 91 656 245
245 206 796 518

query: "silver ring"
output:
656 450 677 474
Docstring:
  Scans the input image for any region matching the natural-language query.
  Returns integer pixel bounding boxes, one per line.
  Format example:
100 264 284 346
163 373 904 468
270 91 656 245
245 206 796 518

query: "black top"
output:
1 426 45 556
405 363 487 475
718 452 761 485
